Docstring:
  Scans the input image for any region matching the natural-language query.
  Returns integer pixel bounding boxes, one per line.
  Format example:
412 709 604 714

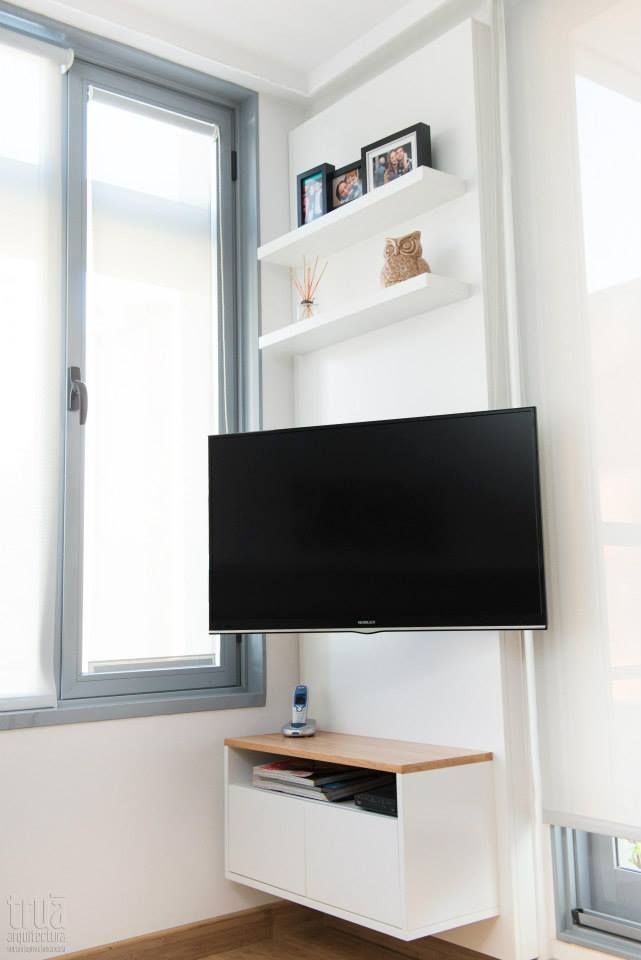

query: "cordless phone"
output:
282 683 316 737
291 684 309 726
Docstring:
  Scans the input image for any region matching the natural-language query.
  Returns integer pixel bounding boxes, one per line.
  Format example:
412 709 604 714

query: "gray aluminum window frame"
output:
62 60 241 701
0 1 264 730
552 827 641 960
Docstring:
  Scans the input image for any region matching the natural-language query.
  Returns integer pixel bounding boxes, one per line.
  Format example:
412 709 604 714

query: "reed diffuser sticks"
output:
292 257 327 320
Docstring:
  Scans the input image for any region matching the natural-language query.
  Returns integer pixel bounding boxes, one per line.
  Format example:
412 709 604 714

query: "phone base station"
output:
281 720 317 737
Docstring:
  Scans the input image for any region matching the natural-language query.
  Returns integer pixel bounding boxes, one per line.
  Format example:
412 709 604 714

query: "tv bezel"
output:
208 407 547 634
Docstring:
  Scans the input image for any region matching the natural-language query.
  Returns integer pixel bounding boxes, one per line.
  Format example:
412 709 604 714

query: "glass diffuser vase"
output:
293 257 326 325
298 298 318 321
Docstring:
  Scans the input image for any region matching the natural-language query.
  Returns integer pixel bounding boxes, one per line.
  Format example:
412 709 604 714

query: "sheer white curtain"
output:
0 29 68 708
507 0 641 835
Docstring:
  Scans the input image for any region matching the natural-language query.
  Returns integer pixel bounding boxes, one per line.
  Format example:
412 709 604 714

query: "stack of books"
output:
252 759 393 803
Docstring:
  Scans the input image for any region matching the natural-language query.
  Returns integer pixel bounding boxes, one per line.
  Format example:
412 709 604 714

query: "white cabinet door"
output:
305 803 402 927
227 786 306 894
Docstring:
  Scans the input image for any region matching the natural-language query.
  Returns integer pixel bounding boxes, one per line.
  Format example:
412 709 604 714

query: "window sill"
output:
558 923 641 960
0 637 266 730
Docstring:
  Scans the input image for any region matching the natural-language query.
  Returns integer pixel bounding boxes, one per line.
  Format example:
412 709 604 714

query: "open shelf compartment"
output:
259 273 470 356
258 166 466 268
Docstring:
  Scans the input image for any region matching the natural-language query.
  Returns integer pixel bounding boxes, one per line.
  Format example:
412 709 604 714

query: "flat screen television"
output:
208 407 546 633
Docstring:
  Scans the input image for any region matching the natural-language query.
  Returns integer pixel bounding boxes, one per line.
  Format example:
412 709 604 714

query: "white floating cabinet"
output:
304 798 402 927
259 273 470 356
257 166 466 268
224 732 499 941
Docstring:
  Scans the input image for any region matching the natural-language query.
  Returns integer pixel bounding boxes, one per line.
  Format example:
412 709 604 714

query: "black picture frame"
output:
296 162 335 227
360 123 431 194
331 160 364 210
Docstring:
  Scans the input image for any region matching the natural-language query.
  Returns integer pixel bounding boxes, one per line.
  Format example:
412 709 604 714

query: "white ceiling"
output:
142 0 399 74
23 0 438 99
575 0 641 78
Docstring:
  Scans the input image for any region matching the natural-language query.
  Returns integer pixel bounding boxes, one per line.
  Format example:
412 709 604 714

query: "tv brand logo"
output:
357 619 376 625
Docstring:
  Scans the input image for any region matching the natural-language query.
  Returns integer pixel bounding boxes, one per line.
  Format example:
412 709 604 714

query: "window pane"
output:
616 838 641 874
584 831 641 925
81 90 220 674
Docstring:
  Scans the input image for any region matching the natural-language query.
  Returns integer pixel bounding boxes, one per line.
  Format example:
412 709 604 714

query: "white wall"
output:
272 19 537 960
0 89 303 960
0 639 297 955
259 94 306 429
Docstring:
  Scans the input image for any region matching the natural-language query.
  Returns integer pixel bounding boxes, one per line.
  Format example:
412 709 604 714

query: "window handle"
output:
68 366 88 425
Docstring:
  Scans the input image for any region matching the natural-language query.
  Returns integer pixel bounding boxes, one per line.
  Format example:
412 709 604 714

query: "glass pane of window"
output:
81 89 220 674
582 831 641 925
616 838 641 874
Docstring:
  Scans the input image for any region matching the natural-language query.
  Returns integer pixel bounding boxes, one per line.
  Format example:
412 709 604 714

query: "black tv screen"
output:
208 408 546 633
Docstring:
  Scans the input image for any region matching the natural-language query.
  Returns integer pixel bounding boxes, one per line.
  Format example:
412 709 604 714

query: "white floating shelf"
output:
259 273 470 356
257 166 466 268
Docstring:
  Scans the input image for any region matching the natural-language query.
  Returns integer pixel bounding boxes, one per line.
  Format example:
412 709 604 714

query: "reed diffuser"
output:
292 257 327 321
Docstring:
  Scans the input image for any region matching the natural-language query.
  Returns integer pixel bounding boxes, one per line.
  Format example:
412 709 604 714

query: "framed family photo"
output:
361 123 431 193
331 161 363 209
296 163 335 227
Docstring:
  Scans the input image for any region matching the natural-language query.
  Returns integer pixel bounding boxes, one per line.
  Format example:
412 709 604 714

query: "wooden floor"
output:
206 910 491 960
60 902 492 960
208 922 413 960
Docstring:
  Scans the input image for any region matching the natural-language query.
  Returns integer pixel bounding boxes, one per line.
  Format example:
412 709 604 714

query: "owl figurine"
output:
380 230 431 288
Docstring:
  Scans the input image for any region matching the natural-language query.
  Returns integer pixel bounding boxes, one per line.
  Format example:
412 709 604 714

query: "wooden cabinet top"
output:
224 731 493 774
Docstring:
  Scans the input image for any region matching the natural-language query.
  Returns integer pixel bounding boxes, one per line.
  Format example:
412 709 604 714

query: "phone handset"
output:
292 684 308 726
282 683 316 737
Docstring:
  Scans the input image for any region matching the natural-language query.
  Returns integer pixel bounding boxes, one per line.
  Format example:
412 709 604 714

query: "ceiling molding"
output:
10 0 490 105
11 0 310 99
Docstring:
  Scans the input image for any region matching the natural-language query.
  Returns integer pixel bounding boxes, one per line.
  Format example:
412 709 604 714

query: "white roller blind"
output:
0 28 66 709
506 0 641 835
